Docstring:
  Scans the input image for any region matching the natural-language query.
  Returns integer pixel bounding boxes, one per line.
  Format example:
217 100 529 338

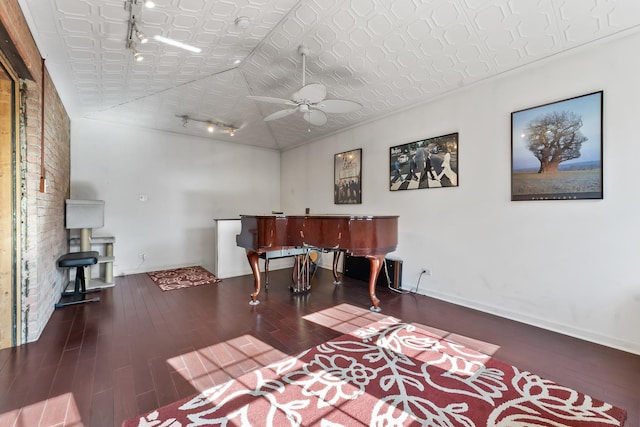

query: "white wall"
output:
280 31 640 354
71 120 281 275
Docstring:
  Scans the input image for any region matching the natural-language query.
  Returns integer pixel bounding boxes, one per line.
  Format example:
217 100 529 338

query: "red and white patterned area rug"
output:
147 266 221 291
123 317 627 426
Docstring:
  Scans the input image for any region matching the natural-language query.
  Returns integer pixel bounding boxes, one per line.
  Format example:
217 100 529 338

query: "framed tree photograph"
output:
511 91 603 201
334 149 362 204
389 132 458 191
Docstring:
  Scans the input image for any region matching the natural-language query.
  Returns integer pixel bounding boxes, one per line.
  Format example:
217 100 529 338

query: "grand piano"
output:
236 214 399 311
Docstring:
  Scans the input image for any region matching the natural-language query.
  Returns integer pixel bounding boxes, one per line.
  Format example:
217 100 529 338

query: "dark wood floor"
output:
0 267 638 427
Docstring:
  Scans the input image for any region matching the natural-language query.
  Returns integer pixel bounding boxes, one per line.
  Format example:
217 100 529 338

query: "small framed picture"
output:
334 149 362 204
390 133 459 191
511 91 603 201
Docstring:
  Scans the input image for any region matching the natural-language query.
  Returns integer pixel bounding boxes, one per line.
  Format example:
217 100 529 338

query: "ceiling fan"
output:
248 45 362 126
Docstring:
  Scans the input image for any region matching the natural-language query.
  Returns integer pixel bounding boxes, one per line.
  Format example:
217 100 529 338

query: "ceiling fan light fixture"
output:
153 35 202 53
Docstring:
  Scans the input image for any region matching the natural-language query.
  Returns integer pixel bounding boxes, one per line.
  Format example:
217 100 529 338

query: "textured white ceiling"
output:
17 0 640 151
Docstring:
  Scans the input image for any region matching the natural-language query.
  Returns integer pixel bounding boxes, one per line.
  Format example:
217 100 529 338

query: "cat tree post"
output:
65 200 105 288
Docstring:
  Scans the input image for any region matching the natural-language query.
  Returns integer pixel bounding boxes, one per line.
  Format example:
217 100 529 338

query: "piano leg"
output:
332 250 343 285
366 254 385 312
246 250 262 305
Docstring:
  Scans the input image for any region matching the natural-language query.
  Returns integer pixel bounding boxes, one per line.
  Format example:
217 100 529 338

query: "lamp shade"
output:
65 199 105 229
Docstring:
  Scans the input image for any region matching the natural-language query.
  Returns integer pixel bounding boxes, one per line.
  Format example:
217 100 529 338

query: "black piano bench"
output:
55 251 101 308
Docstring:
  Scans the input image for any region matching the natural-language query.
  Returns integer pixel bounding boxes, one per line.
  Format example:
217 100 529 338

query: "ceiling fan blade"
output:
315 99 362 113
303 110 327 126
264 108 298 122
247 95 296 106
294 83 326 104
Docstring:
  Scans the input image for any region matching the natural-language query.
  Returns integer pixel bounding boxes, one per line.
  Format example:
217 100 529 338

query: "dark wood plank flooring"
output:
0 268 638 427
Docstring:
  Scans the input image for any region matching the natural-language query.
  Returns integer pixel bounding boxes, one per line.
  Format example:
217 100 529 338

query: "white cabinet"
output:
213 219 252 278
69 235 115 289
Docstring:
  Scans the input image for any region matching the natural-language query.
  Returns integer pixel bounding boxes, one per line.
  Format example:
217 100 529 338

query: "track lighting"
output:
125 1 147 62
133 50 144 61
134 25 148 44
125 0 202 58
125 1 153 61
176 115 237 136
127 40 143 61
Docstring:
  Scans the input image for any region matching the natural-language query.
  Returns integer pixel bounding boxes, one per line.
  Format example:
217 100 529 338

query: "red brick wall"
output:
1 0 71 342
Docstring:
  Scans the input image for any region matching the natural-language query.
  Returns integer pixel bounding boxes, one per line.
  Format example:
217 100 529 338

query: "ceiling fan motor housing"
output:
297 45 310 57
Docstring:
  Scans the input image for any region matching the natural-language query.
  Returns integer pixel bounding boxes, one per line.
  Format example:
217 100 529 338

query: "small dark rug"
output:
147 266 221 291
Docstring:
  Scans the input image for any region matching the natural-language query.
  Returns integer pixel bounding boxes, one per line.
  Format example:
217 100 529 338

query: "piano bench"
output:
55 251 101 308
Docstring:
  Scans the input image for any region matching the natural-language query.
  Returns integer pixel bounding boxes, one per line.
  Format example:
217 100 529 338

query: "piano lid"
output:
237 214 398 256
239 214 399 220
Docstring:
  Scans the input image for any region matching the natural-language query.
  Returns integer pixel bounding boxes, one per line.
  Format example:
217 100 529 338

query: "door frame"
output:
0 51 22 348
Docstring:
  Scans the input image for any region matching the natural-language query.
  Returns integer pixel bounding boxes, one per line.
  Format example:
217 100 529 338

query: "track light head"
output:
127 40 144 61
134 26 148 44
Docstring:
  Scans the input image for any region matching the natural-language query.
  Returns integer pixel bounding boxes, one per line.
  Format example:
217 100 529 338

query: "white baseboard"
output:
419 289 639 356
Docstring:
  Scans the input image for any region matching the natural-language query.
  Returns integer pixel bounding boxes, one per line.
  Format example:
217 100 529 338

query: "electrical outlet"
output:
421 268 432 276
138 253 146 261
